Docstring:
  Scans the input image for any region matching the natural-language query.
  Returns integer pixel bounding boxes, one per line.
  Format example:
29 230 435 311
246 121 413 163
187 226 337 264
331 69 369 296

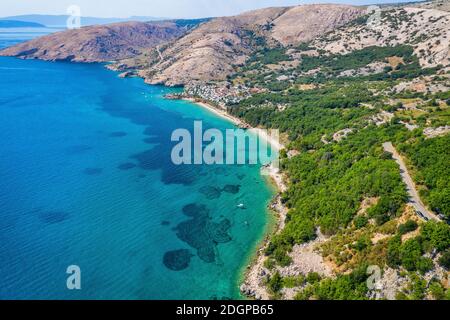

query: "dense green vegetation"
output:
263 125 411 266
399 135 450 219
294 265 369 300
229 53 449 279
239 46 291 74
298 45 414 73
398 220 418 235
233 45 443 90
225 26 450 299
229 83 376 149
439 250 450 269
297 45 442 82
174 18 212 28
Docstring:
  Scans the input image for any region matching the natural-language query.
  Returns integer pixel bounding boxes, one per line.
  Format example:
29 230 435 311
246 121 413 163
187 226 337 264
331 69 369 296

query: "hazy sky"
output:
1 0 422 19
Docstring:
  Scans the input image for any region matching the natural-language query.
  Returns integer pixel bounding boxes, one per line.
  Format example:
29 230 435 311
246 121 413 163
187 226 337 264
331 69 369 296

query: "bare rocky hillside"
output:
310 7 450 68
0 21 195 62
117 4 363 86
412 0 450 12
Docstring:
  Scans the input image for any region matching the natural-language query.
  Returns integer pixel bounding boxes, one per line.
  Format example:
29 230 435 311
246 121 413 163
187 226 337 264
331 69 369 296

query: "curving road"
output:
383 142 440 222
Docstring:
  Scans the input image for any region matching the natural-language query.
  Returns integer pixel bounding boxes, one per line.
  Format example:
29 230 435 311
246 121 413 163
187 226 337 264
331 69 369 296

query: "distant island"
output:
0 20 45 28
0 14 166 27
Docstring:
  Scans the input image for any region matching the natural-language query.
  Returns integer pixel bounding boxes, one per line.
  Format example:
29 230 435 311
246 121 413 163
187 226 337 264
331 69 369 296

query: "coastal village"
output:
165 82 253 108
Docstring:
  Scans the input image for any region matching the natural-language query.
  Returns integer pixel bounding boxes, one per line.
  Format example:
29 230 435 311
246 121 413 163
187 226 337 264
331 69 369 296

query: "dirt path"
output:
383 142 440 221
156 45 164 63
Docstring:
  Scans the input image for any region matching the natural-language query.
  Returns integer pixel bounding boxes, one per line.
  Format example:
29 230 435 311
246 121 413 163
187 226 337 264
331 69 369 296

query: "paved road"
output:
383 142 440 222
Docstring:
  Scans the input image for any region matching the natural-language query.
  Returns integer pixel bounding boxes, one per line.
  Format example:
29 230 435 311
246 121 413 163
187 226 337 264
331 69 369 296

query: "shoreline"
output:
240 167 289 300
182 98 249 128
182 98 284 152
181 97 289 300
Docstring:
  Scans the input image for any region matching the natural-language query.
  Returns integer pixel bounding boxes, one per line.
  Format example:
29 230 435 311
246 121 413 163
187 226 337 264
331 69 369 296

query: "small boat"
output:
237 203 245 209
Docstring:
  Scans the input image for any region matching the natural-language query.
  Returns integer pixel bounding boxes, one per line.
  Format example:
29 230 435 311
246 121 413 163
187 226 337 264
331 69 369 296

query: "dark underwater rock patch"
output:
163 249 194 271
174 203 232 264
65 145 92 155
109 131 127 138
131 149 196 185
143 137 159 144
38 210 70 224
83 168 102 175
214 167 227 175
199 186 222 199
117 162 137 170
222 185 241 194
207 219 232 243
99 87 207 187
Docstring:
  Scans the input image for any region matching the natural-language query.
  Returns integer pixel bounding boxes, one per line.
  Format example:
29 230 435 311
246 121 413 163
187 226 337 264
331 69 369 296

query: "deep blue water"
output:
0 55 274 299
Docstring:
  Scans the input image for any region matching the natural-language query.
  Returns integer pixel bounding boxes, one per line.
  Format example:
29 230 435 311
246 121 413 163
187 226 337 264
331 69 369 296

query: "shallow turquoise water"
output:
0 56 274 299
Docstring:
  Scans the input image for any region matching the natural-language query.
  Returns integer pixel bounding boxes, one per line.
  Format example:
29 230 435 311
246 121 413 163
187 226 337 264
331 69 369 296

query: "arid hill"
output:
412 0 450 12
0 21 195 62
129 4 364 86
309 7 450 68
0 4 362 82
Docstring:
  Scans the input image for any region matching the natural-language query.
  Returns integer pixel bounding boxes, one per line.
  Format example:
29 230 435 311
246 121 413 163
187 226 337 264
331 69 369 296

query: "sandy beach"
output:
183 98 284 152
183 98 249 127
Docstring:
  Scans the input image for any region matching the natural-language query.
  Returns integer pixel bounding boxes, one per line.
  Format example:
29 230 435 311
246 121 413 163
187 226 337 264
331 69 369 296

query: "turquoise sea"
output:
0 32 274 299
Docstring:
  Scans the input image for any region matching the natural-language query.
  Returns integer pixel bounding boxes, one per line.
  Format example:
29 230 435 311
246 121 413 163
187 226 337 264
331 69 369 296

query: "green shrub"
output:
267 271 283 293
306 272 321 284
387 235 402 268
429 282 446 300
399 238 423 271
398 220 418 235
282 275 306 288
438 250 450 269
354 215 369 229
421 221 450 252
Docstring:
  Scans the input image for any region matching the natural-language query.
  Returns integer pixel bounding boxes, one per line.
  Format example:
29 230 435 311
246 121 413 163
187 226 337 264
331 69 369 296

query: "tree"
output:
438 250 450 270
421 221 450 252
429 282 446 300
267 271 283 293
399 238 422 271
416 257 433 274
306 272 321 284
387 235 402 268
398 220 418 235
354 215 369 229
